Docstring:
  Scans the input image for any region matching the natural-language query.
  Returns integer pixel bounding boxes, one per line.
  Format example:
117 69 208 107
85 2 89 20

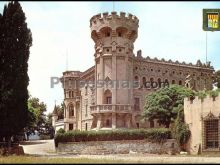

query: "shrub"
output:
172 109 191 151
196 91 207 100
54 128 171 147
57 128 65 134
208 90 219 98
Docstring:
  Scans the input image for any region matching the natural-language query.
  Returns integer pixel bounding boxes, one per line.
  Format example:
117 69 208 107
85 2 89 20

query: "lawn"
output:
0 155 135 164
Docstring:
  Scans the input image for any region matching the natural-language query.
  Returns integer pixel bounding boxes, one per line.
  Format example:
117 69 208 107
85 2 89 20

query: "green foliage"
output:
195 89 220 100
207 90 219 98
142 85 195 128
0 1 32 141
214 70 220 88
56 104 64 120
171 109 191 150
57 128 65 134
54 128 171 147
26 97 47 134
196 90 207 99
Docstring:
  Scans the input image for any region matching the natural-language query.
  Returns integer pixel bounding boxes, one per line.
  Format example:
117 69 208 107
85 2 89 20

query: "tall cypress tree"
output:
0 1 32 143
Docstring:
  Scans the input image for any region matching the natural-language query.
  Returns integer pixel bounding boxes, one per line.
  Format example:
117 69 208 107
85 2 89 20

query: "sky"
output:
0 1 220 114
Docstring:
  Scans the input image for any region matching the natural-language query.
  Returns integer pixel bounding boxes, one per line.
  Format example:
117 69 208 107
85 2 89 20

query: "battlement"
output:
62 71 81 78
185 94 220 105
90 11 139 30
134 50 214 70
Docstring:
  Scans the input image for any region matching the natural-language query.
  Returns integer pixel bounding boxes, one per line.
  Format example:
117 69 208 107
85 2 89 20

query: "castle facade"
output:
52 11 214 132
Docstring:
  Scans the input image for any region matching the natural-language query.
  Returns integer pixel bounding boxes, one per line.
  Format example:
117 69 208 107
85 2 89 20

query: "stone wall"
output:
56 139 180 155
184 95 220 155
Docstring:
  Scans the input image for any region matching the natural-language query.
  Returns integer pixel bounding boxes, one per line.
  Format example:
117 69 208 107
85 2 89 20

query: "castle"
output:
52 11 214 133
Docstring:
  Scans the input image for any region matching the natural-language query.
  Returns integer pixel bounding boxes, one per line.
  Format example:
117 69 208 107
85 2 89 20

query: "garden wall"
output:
56 139 180 155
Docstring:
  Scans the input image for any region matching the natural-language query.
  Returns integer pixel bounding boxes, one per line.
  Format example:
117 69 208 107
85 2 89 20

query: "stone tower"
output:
60 71 81 131
90 12 139 130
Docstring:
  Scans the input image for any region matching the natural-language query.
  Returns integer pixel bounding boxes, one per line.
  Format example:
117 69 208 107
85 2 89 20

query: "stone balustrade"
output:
90 104 132 114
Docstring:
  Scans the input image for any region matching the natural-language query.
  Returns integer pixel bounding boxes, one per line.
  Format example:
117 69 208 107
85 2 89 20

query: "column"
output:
126 114 131 128
112 113 116 129
97 114 102 130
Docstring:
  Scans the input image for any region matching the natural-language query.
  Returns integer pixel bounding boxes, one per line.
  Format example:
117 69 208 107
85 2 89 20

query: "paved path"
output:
20 140 220 163
20 140 56 156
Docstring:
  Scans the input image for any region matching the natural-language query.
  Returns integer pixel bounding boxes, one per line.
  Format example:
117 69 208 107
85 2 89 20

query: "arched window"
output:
158 78 161 88
134 76 140 88
172 80 175 84
149 78 154 88
69 91 71 98
104 89 112 104
179 80 182 85
150 120 154 128
143 77 146 87
85 86 88 95
69 104 74 117
106 32 110 37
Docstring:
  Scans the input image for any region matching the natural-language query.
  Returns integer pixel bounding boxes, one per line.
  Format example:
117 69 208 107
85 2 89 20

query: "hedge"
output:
54 128 171 147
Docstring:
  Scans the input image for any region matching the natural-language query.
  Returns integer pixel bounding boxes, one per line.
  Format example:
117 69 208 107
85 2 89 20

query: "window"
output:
85 104 88 117
85 86 88 95
85 123 88 131
69 104 74 117
134 98 140 110
107 97 112 104
165 79 169 85
179 80 182 85
205 119 219 149
150 78 154 87
69 91 71 98
118 32 122 37
69 124 73 130
142 77 146 87
106 119 110 127
172 80 175 84
150 120 154 128
158 78 161 88
106 32 110 37
136 123 140 128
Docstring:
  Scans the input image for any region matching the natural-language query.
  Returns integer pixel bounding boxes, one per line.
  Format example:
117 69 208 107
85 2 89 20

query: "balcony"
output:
64 117 77 123
90 104 132 114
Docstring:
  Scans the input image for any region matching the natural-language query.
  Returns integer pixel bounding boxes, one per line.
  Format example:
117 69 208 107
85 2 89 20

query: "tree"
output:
45 113 55 139
0 1 32 143
142 85 195 128
57 102 64 120
214 70 220 88
27 97 47 134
